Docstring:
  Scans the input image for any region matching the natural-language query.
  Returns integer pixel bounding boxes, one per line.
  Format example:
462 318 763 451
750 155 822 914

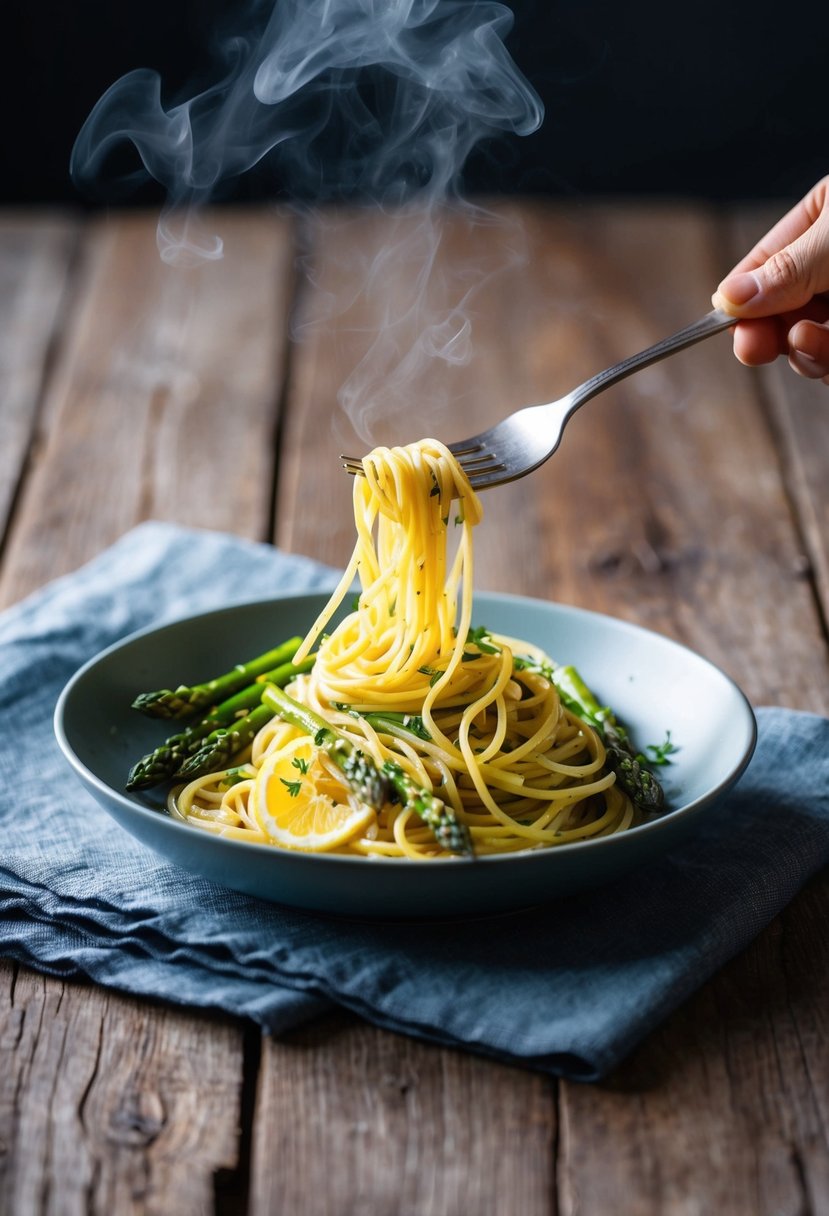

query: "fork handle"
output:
568 308 736 409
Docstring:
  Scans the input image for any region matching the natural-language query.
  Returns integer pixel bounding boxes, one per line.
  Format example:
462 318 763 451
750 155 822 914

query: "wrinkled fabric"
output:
1 523 827 1080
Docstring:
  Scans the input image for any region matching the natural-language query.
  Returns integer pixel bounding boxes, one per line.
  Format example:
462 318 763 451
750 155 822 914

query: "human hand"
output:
712 176 829 385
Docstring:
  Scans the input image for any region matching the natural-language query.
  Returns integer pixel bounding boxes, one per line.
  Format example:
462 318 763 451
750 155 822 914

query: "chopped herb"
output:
429 669 444 687
402 714 429 739
466 625 501 655
351 594 361 610
292 756 310 775
220 765 252 788
364 712 431 741
640 732 678 766
418 665 435 676
280 777 302 798
513 653 554 680
454 514 463 526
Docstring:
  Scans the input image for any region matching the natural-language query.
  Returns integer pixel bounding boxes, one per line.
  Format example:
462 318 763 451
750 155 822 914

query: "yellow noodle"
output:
173 438 641 857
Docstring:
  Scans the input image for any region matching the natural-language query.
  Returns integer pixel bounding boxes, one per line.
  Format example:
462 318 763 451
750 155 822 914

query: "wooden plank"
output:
250 1010 554 1216
0 209 296 1212
274 200 829 1216
481 200 829 709
0 208 295 609
0 959 246 1216
558 872 829 1216
527 202 829 1216
271 205 568 1215
0 212 78 541
275 204 549 564
276 201 829 706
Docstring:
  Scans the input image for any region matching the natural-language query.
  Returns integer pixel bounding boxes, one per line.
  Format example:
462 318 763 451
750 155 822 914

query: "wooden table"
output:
2 202 828 1216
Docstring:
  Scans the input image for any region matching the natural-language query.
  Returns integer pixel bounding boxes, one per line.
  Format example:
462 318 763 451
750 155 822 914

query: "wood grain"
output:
479 201 829 709
557 871 829 1216
0 213 78 541
0 209 295 609
0 210 295 1213
0 960 245 1216
250 1010 554 1216
3 203 829 1216
276 201 829 705
274 200 829 1216
523 202 829 1216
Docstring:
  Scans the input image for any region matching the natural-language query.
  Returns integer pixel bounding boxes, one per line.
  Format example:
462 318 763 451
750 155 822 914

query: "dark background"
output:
5 0 828 206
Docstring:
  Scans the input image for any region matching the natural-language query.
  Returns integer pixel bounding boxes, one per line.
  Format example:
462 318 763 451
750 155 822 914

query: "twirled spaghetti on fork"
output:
171 439 639 857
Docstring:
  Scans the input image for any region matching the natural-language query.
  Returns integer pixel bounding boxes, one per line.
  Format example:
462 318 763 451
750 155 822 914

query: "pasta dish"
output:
127 439 667 859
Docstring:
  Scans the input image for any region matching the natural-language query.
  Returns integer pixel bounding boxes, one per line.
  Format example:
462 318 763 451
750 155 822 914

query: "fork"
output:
341 308 736 491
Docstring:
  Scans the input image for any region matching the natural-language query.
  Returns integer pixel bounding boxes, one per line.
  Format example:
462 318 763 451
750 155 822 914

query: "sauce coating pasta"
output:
171 439 639 856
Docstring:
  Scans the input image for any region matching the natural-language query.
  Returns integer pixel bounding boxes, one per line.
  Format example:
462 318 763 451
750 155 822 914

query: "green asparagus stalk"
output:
132 637 303 720
262 685 473 857
175 702 276 780
126 655 316 790
362 712 431 741
331 705 431 741
549 665 665 814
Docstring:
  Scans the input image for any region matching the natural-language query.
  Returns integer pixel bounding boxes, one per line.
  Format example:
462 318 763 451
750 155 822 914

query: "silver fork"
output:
341 308 735 491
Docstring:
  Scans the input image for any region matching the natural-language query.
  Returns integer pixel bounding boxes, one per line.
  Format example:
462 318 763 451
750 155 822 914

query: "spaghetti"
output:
170 439 639 857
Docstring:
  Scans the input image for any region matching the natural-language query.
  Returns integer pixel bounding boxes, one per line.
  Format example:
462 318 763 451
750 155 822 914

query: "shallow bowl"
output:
55 592 756 917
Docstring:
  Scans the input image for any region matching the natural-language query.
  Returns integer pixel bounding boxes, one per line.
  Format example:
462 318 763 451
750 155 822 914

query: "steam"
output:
72 0 543 437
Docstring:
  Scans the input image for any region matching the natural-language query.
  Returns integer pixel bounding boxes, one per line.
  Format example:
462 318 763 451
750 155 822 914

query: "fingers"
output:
726 178 828 277
713 177 829 319
728 298 829 373
731 316 785 366
788 319 829 382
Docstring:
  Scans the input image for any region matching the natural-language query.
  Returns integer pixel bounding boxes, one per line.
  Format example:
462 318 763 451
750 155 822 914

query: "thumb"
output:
713 208 829 319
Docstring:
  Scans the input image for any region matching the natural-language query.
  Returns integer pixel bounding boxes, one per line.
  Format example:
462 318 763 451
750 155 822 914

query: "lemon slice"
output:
251 738 374 851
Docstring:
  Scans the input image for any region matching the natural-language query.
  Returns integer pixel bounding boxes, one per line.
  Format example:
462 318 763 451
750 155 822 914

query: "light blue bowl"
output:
54 592 756 917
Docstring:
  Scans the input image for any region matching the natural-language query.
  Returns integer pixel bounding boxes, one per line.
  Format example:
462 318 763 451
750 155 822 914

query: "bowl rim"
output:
54 588 758 871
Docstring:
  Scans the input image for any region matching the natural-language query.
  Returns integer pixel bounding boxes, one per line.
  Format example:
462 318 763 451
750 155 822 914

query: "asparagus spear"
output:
262 685 473 857
549 665 665 813
132 637 303 720
362 711 431 741
332 704 431 741
513 656 665 813
175 702 275 780
126 655 316 790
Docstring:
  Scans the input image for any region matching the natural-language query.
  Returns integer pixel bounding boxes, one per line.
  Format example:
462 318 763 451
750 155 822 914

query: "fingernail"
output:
718 271 762 307
789 349 827 379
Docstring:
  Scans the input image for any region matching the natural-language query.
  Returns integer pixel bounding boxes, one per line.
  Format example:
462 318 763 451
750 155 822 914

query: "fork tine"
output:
466 467 511 491
448 439 486 456
341 449 507 483
456 453 502 471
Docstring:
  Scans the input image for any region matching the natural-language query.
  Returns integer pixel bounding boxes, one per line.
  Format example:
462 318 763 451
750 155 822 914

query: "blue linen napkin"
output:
1 523 828 1081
